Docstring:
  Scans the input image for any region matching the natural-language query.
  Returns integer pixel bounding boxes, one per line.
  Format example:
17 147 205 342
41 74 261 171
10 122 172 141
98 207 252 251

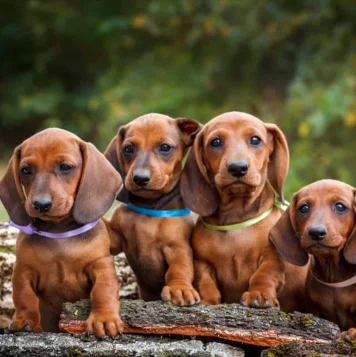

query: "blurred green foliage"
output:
0 0 356 198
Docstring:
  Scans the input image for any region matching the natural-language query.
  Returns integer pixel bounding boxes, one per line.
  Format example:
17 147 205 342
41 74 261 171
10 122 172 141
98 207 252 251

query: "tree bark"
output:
60 299 339 348
261 341 354 357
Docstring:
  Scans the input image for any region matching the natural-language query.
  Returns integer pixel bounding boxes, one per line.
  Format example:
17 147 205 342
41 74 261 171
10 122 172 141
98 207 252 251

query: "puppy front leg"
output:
194 260 221 305
12 264 42 332
85 256 123 337
241 242 285 309
161 244 200 306
105 216 124 256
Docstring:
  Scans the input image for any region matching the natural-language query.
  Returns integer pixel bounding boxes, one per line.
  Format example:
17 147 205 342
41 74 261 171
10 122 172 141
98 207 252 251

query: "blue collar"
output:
126 203 191 218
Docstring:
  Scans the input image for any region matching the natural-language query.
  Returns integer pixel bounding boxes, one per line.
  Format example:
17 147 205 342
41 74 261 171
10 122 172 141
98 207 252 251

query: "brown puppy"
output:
105 113 201 306
0 128 123 336
271 179 356 341
181 111 307 312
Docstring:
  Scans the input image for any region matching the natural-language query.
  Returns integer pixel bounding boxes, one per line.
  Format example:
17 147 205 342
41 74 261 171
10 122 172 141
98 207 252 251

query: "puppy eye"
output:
21 165 32 175
299 204 310 214
250 136 262 146
334 202 347 213
159 143 172 153
210 138 223 148
59 163 74 173
123 144 135 154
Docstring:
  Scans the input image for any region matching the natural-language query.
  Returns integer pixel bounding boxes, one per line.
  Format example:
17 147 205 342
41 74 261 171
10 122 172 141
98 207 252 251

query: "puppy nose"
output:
228 161 248 177
308 226 327 241
133 171 151 187
32 198 52 213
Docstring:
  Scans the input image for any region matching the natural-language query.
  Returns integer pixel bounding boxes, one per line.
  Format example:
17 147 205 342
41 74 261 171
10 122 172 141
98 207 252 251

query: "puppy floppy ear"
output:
176 118 202 146
344 195 356 264
104 136 121 174
104 126 129 203
265 124 289 204
180 131 220 216
269 194 309 266
0 146 31 225
73 142 123 224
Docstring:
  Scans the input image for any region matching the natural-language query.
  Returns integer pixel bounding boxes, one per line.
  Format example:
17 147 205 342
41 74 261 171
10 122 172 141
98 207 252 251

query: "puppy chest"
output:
36 261 91 301
217 254 258 293
308 285 356 329
198 236 259 283
334 289 356 328
196 230 260 267
122 228 160 273
121 216 188 287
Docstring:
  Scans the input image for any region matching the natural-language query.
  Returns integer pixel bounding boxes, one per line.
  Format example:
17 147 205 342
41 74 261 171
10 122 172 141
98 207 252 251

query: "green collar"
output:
201 185 289 232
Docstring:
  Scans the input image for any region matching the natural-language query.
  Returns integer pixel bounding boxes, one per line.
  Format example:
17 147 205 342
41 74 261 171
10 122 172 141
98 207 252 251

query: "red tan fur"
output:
0 128 123 336
181 111 308 312
105 113 202 306
271 179 356 341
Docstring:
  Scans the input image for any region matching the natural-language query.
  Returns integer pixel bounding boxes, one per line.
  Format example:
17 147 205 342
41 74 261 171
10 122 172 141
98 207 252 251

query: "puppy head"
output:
181 111 289 216
270 179 356 266
104 114 201 200
0 128 123 225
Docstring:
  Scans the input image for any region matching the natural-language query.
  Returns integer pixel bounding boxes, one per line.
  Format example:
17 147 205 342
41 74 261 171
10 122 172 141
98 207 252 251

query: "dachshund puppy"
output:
0 128 123 336
105 113 201 306
181 111 308 312
271 179 356 341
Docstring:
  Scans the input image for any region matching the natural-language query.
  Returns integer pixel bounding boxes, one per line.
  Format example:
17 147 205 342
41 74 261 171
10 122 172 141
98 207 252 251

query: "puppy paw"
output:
340 328 356 342
9 314 42 333
85 312 124 337
161 285 200 306
240 291 279 309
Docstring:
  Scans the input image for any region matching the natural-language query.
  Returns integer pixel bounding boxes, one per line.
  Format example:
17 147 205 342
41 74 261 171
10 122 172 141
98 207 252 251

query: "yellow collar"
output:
201 184 289 232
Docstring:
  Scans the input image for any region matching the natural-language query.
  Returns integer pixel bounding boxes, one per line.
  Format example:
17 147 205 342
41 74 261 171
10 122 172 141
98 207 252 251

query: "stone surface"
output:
114 252 138 300
0 223 17 329
60 299 340 347
0 333 244 357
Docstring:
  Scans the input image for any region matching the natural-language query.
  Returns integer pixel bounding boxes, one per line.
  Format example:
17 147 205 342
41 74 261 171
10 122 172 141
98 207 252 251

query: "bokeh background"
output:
0 0 355 221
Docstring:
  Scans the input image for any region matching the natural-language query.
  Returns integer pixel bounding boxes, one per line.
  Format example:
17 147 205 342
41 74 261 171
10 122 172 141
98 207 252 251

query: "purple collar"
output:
4 219 100 239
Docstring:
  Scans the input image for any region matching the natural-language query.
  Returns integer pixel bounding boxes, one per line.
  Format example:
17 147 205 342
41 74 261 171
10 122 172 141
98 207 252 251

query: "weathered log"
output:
0 332 245 357
261 341 355 357
59 299 339 347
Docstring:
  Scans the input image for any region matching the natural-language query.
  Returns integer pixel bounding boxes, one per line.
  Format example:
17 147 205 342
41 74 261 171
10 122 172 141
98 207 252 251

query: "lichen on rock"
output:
0 333 245 357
